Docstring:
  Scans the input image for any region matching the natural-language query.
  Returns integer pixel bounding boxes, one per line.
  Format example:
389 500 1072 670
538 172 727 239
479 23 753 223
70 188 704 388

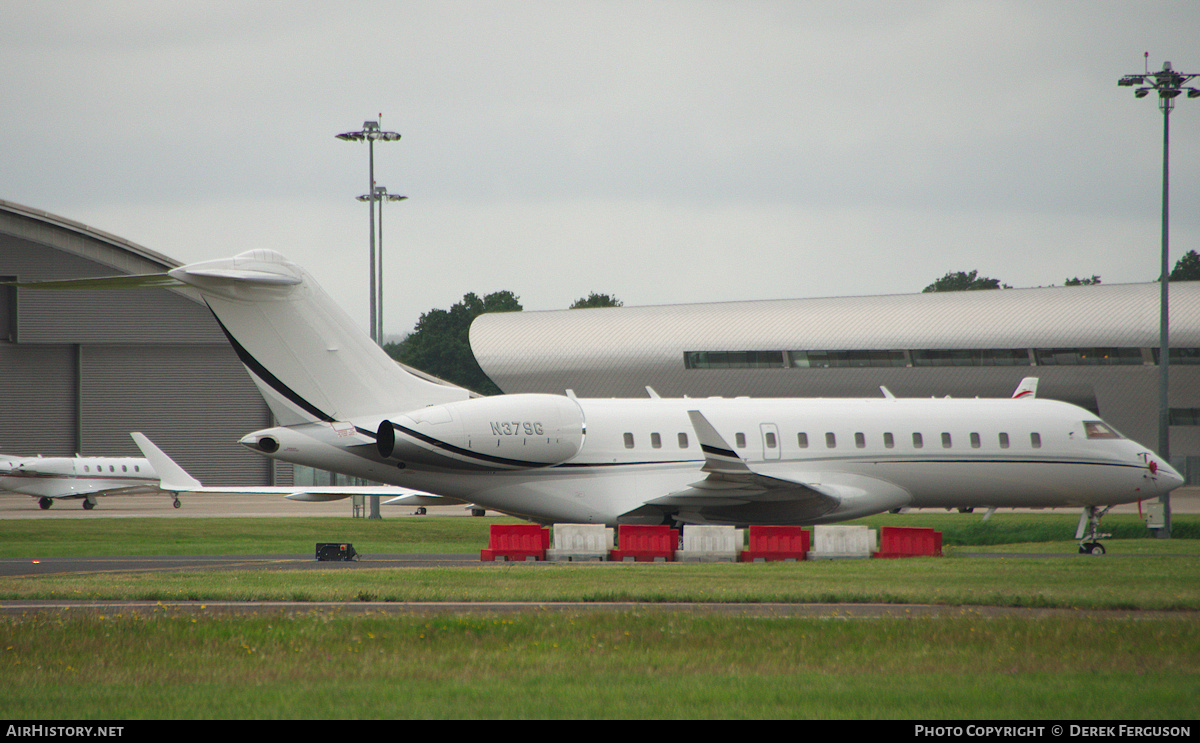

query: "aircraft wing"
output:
633 411 911 525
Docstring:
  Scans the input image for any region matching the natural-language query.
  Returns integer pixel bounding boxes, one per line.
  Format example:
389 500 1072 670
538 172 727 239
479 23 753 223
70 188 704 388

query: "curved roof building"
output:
0 199 284 487
472 282 1200 473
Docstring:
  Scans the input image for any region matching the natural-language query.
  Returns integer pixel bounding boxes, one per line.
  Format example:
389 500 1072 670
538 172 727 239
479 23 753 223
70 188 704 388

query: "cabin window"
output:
122 464 128 472
623 433 635 449
1084 421 1121 439
678 432 689 448
797 432 809 448
1030 432 1042 449
883 432 895 448
825 432 837 448
109 465 115 472
765 431 777 449
970 432 981 449
941 433 952 449
855 432 866 448
736 433 747 448
999 433 1010 449
650 433 662 449
912 433 923 449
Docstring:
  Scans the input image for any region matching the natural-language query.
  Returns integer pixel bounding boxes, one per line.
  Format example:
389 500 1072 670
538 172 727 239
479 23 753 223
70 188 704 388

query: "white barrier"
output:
808 525 876 559
677 525 744 562
546 524 614 561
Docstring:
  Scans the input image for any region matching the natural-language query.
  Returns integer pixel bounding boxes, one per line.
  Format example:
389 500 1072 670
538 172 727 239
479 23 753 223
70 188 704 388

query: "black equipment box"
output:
315 542 358 561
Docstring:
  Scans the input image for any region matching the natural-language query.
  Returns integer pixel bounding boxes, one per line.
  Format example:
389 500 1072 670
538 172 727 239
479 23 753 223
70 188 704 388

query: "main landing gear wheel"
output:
38 497 52 510
173 498 182 509
82 499 95 510
1079 541 1106 555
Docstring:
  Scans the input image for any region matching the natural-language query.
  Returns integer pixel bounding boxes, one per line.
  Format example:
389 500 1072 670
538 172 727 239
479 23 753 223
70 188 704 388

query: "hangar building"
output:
471 282 1200 481
0 199 288 487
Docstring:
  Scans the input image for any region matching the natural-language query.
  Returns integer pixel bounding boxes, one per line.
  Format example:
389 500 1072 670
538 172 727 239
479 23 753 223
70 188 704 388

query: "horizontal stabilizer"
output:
10 274 184 290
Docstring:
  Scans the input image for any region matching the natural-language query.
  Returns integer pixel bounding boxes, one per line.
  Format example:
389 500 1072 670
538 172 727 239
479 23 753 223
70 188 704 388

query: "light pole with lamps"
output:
336 119 401 344
1118 56 1199 538
337 120 401 520
357 186 408 343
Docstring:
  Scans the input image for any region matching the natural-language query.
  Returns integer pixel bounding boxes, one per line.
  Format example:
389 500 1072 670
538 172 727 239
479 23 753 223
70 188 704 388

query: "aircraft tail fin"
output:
1012 377 1038 399
130 433 203 491
167 251 470 425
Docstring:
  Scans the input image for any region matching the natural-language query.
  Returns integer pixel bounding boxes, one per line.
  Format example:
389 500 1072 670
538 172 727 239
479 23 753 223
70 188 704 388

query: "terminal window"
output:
684 346 1196 369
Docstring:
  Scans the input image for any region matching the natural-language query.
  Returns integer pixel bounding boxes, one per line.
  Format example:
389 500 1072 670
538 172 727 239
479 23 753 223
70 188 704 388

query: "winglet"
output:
687 411 753 474
1011 377 1038 399
130 433 203 491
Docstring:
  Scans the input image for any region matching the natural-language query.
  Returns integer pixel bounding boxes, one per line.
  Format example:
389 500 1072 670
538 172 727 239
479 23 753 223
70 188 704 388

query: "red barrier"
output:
480 524 550 561
874 526 942 558
609 524 678 562
740 525 809 561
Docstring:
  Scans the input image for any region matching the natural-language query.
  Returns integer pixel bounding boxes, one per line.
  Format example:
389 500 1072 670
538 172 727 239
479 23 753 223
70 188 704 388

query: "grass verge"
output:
1 513 1197 719
1 610 1196 719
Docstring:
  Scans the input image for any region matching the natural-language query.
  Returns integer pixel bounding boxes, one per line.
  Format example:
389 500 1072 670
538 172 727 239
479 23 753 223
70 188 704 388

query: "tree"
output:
385 291 521 395
1064 275 1101 286
922 270 1010 293
569 292 623 309
1168 250 1200 282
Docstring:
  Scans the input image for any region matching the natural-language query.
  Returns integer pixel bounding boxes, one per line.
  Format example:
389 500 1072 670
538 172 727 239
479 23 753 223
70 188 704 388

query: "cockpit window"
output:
1084 421 1122 439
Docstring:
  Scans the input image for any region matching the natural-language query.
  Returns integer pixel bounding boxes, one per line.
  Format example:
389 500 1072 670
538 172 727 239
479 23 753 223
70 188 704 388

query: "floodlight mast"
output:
357 187 408 342
336 120 402 345
1118 57 1199 539
337 119 401 521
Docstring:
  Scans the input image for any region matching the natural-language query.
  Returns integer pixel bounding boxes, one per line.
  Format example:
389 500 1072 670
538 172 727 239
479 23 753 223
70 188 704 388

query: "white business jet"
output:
20 250 1183 552
0 450 171 510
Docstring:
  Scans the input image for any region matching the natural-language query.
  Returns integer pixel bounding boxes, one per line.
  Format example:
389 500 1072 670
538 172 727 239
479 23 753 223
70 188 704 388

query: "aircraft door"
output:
760 423 781 461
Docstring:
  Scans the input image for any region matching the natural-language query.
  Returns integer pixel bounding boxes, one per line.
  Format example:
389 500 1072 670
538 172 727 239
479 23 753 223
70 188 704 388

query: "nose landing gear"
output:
1076 505 1112 555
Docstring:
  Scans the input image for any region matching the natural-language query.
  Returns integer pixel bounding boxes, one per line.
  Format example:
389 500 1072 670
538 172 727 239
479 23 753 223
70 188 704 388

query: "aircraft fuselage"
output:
0 455 158 502
241 394 1177 526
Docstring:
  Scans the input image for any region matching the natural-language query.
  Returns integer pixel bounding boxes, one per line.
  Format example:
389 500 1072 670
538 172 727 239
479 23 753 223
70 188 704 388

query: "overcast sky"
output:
4 1 1199 337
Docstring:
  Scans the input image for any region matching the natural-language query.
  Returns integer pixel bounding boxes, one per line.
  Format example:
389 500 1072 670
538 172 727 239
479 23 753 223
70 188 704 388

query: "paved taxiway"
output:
0 491 486 519
1 488 1194 581
4 488 1196 520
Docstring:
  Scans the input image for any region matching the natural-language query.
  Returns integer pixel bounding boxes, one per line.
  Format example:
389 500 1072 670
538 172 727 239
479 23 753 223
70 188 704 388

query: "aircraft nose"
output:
1149 456 1185 491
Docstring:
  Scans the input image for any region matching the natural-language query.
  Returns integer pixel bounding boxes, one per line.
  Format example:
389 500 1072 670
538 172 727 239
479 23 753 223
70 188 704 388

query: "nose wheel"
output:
1076 505 1112 555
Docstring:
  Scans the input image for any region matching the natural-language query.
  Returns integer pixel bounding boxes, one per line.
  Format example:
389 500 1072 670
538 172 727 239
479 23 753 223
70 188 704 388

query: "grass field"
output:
1 513 1197 719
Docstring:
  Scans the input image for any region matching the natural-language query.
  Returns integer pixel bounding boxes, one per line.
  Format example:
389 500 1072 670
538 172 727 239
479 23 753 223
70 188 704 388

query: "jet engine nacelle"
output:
377 394 585 469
